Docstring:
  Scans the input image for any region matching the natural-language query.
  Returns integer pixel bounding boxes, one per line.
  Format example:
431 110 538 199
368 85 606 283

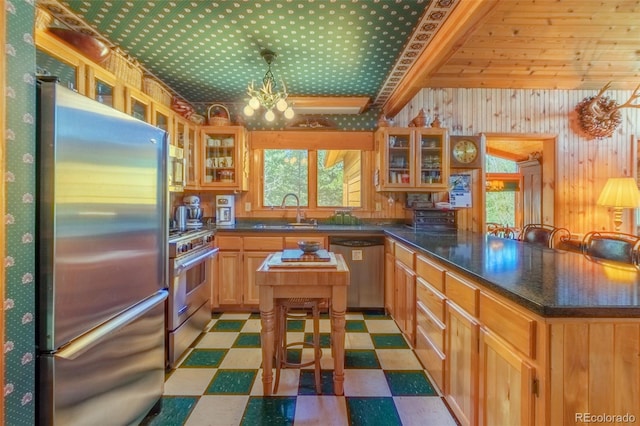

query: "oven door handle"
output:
175 247 219 275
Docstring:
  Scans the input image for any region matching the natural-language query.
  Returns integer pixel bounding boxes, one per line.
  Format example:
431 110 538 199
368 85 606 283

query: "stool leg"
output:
313 303 322 394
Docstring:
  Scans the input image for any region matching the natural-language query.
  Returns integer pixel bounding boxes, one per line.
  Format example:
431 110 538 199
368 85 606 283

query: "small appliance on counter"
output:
183 195 203 229
216 195 235 227
174 205 187 231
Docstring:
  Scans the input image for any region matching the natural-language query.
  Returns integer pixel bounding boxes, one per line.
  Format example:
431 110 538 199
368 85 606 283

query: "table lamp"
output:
596 177 640 232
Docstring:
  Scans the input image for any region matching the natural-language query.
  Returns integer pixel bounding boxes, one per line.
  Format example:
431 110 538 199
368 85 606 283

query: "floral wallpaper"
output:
4 0 36 424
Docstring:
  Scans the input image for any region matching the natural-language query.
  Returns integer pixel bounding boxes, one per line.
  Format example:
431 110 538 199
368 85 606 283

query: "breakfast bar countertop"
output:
214 222 640 318
385 229 640 318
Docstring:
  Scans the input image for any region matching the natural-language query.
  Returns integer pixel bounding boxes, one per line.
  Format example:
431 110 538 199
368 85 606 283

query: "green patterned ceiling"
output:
38 0 458 108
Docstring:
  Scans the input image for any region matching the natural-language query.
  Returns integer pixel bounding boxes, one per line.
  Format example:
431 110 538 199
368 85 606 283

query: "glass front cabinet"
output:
175 116 199 189
200 126 249 191
375 128 449 191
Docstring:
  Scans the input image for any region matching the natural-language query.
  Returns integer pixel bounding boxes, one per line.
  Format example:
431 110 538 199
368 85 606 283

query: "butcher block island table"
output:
255 252 350 396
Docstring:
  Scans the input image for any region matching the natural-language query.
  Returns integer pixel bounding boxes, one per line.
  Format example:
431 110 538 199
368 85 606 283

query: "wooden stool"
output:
273 298 323 394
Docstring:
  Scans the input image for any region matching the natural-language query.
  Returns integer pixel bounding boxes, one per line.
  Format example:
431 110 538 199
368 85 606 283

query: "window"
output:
485 155 518 227
263 149 362 209
263 150 309 207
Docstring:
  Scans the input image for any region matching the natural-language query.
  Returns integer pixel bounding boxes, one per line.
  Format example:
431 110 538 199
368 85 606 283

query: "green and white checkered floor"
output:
140 311 458 425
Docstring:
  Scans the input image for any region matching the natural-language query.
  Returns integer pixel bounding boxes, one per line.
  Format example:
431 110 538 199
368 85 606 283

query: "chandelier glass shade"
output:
485 180 505 191
243 50 294 122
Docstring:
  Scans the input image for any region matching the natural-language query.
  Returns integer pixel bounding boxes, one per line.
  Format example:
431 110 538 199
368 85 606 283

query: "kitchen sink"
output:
252 223 318 230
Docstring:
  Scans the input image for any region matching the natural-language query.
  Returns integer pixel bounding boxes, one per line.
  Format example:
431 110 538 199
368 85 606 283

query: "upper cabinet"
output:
375 128 450 191
125 86 151 123
174 116 199 189
200 126 249 191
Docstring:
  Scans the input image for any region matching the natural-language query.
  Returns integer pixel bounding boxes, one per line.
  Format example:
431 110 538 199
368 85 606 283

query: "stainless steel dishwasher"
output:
329 236 385 309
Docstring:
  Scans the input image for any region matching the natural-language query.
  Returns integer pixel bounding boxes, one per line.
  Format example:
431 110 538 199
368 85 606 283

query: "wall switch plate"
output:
245 202 251 212
375 202 382 211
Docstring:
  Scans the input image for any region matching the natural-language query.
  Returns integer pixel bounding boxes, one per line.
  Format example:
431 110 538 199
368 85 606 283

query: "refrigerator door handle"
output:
56 290 169 361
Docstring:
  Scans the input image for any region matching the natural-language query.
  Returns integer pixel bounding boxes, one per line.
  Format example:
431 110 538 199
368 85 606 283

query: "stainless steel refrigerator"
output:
36 78 169 425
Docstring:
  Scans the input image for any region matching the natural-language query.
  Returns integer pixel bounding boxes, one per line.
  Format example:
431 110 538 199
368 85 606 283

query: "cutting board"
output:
281 249 331 262
267 251 337 268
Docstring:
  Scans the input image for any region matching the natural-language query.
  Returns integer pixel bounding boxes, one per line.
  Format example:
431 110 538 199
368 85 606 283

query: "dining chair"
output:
581 231 640 264
519 224 571 248
488 226 517 239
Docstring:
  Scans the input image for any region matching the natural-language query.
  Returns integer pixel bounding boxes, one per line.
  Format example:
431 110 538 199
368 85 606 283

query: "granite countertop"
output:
214 222 640 318
385 229 640 318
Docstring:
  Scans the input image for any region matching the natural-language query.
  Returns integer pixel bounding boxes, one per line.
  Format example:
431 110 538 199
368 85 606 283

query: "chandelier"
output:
486 180 505 191
243 49 295 122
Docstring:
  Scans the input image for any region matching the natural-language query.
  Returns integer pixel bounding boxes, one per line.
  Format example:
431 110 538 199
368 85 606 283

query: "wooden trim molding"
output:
250 130 374 150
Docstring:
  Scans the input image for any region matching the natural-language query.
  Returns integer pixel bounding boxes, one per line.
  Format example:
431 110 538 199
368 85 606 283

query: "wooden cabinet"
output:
174 116 199 188
384 239 395 316
152 102 173 135
414 254 447 391
125 85 151 123
215 236 243 306
393 242 416 345
216 234 333 310
36 29 87 94
86 65 122 110
375 127 449 191
200 126 249 191
446 300 479 426
479 330 535 426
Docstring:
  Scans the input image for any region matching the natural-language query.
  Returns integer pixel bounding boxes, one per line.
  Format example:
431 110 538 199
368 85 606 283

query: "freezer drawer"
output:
37 291 167 426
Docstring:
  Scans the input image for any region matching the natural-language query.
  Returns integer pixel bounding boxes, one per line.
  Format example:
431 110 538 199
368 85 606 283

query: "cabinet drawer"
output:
416 301 445 353
216 235 242 251
445 272 479 316
243 236 284 251
395 242 415 269
479 292 537 358
415 327 445 393
416 255 446 293
284 236 326 249
416 277 446 323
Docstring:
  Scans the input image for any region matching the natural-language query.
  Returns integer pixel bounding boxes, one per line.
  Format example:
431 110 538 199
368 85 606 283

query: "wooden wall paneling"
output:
614 324 640 417
588 323 615 415
395 88 640 234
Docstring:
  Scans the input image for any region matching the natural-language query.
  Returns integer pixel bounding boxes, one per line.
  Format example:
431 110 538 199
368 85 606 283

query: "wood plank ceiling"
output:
385 0 640 116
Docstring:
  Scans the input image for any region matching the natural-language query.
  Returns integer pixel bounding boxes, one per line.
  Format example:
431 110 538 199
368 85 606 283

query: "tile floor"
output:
140 311 459 426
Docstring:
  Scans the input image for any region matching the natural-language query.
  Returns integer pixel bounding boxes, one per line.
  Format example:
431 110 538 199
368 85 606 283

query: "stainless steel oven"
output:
168 229 217 368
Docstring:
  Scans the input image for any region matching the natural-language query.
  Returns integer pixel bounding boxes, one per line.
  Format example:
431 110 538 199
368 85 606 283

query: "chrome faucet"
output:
280 193 303 223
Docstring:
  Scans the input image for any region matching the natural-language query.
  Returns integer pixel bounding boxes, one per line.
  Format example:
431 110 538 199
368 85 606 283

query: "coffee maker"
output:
215 195 235 227
183 195 203 229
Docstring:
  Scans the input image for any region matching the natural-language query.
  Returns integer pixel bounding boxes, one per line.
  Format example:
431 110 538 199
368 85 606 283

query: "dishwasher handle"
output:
329 238 385 248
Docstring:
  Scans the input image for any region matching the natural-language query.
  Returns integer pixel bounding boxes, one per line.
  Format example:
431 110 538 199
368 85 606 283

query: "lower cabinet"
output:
479 329 535 426
243 252 269 306
215 233 325 310
394 259 416 345
218 250 242 305
384 239 395 316
445 300 479 426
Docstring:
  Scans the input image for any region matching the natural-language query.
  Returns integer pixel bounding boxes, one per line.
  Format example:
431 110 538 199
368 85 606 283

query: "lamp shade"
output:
596 177 640 208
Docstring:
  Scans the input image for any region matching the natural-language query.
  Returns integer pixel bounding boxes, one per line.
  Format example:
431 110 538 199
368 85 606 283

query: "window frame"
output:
260 148 364 210
250 131 374 216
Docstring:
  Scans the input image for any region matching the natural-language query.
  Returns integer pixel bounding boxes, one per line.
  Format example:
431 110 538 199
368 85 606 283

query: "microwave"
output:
168 144 185 192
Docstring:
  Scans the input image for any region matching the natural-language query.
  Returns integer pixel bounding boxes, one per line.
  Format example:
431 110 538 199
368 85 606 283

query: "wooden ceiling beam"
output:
382 0 500 117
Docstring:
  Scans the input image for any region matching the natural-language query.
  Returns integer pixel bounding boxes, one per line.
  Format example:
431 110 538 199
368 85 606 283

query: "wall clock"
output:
450 135 483 168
